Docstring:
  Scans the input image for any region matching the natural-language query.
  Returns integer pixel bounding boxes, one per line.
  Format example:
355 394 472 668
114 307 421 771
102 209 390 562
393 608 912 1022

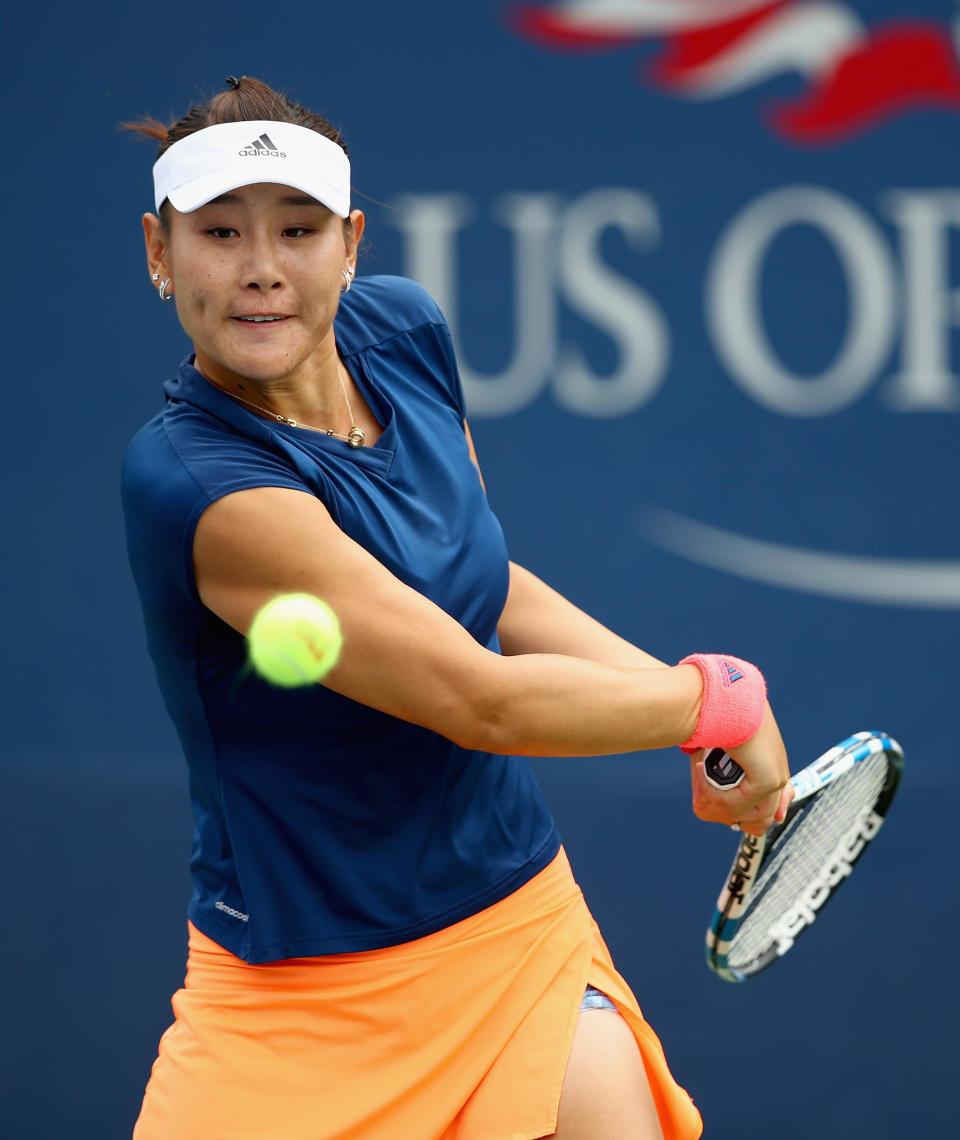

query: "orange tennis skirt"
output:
133 849 702 1140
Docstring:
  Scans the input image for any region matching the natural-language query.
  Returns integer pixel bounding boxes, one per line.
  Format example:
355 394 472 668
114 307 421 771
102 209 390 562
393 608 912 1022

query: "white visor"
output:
153 120 351 217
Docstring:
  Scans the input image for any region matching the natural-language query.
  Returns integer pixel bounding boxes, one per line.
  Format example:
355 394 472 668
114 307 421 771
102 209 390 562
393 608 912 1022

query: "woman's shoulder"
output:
335 275 446 352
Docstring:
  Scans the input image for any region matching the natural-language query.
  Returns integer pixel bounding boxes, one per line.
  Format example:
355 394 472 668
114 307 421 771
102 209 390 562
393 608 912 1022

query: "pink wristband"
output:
677 653 766 754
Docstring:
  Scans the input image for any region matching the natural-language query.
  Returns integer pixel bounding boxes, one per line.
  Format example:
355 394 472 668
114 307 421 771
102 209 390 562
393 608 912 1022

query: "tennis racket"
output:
703 730 904 982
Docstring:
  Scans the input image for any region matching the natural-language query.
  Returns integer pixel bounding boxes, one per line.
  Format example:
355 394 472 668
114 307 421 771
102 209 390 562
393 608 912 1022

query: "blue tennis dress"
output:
122 275 560 963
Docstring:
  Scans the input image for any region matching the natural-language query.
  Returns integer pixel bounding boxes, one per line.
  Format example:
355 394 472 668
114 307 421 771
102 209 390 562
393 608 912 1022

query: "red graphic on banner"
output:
770 24 960 142
507 1 960 144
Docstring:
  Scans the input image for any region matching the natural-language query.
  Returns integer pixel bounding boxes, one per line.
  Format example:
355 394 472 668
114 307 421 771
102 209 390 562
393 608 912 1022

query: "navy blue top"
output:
122 276 560 963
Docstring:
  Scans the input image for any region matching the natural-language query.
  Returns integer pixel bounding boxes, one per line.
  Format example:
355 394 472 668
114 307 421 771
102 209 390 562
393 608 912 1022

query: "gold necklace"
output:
210 361 366 448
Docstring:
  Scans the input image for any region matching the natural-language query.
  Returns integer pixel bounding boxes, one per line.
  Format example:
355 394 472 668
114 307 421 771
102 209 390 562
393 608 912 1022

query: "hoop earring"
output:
341 266 354 293
159 278 174 302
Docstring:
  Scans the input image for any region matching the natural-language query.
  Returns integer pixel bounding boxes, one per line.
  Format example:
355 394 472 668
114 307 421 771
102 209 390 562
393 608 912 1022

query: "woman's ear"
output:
346 209 365 263
143 212 170 284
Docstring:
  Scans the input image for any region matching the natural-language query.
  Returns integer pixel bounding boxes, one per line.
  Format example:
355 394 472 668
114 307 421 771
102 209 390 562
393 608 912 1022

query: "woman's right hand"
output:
688 703 793 836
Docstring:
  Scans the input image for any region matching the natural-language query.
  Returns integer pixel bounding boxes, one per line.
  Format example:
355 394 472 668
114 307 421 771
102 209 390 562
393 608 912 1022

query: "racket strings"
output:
727 751 889 970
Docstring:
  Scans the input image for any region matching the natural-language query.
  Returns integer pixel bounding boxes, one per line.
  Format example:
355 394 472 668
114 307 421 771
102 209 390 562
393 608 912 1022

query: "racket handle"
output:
703 747 746 790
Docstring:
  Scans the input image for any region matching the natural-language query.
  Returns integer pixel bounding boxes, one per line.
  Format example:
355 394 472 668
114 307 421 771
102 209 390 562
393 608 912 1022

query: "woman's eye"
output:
283 226 312 238
206 227 236 239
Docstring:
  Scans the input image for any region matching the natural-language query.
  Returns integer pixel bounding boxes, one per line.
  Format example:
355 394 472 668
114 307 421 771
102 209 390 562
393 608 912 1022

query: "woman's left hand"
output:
687 704 794 836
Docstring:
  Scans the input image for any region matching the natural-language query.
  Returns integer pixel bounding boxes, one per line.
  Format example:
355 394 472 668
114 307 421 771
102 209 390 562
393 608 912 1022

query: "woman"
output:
122 76 790 1140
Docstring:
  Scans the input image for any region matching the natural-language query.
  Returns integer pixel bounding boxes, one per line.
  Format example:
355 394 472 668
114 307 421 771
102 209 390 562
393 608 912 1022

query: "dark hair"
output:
122 76 350 225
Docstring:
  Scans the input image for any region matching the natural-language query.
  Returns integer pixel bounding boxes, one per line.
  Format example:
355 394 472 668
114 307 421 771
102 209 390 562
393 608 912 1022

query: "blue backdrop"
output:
3 1 957 1135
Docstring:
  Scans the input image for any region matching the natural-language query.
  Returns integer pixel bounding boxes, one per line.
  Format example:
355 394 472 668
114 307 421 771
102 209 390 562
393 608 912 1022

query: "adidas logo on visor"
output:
239 132 286 158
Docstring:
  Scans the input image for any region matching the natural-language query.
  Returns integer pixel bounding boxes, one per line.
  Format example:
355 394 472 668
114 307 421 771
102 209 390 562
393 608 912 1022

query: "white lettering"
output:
707 186 897 416
215 900 249 922
884 190 960 410
391 192 559 415
391 184 958 421
768 807 883 953
555 189 669 417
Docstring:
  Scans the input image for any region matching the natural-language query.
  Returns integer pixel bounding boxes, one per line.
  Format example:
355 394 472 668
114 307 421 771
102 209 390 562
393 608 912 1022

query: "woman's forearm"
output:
458 655 703 758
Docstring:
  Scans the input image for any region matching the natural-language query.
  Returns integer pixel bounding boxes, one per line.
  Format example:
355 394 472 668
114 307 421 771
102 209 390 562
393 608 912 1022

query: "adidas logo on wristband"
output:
678 653 766 752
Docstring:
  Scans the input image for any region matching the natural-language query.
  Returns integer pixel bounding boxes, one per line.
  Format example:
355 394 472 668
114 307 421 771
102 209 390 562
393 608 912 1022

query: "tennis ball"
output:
247 593 342 687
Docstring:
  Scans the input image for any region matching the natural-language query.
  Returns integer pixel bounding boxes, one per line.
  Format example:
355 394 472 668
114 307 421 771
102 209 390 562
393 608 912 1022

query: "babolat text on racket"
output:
704 730 904 982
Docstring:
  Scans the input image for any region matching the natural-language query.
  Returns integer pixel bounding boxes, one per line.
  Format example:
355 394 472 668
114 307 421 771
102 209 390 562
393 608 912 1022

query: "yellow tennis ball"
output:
247 593 342 687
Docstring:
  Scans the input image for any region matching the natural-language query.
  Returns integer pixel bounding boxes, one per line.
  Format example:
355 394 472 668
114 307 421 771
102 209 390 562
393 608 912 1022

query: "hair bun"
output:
225 76 241 90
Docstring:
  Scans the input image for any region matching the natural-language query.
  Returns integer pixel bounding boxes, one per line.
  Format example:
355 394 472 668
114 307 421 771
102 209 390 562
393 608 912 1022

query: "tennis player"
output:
122 76 790 1140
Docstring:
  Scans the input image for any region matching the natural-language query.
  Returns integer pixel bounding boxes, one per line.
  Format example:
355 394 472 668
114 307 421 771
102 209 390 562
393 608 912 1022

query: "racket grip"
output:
703 748 746 790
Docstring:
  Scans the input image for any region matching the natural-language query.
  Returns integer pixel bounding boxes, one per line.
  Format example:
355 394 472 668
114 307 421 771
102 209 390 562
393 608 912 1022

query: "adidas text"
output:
239 132 286 158
215 900 249 922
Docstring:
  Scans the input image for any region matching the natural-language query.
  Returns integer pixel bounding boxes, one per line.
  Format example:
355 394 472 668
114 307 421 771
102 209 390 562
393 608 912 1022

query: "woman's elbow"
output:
431 674 521 756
